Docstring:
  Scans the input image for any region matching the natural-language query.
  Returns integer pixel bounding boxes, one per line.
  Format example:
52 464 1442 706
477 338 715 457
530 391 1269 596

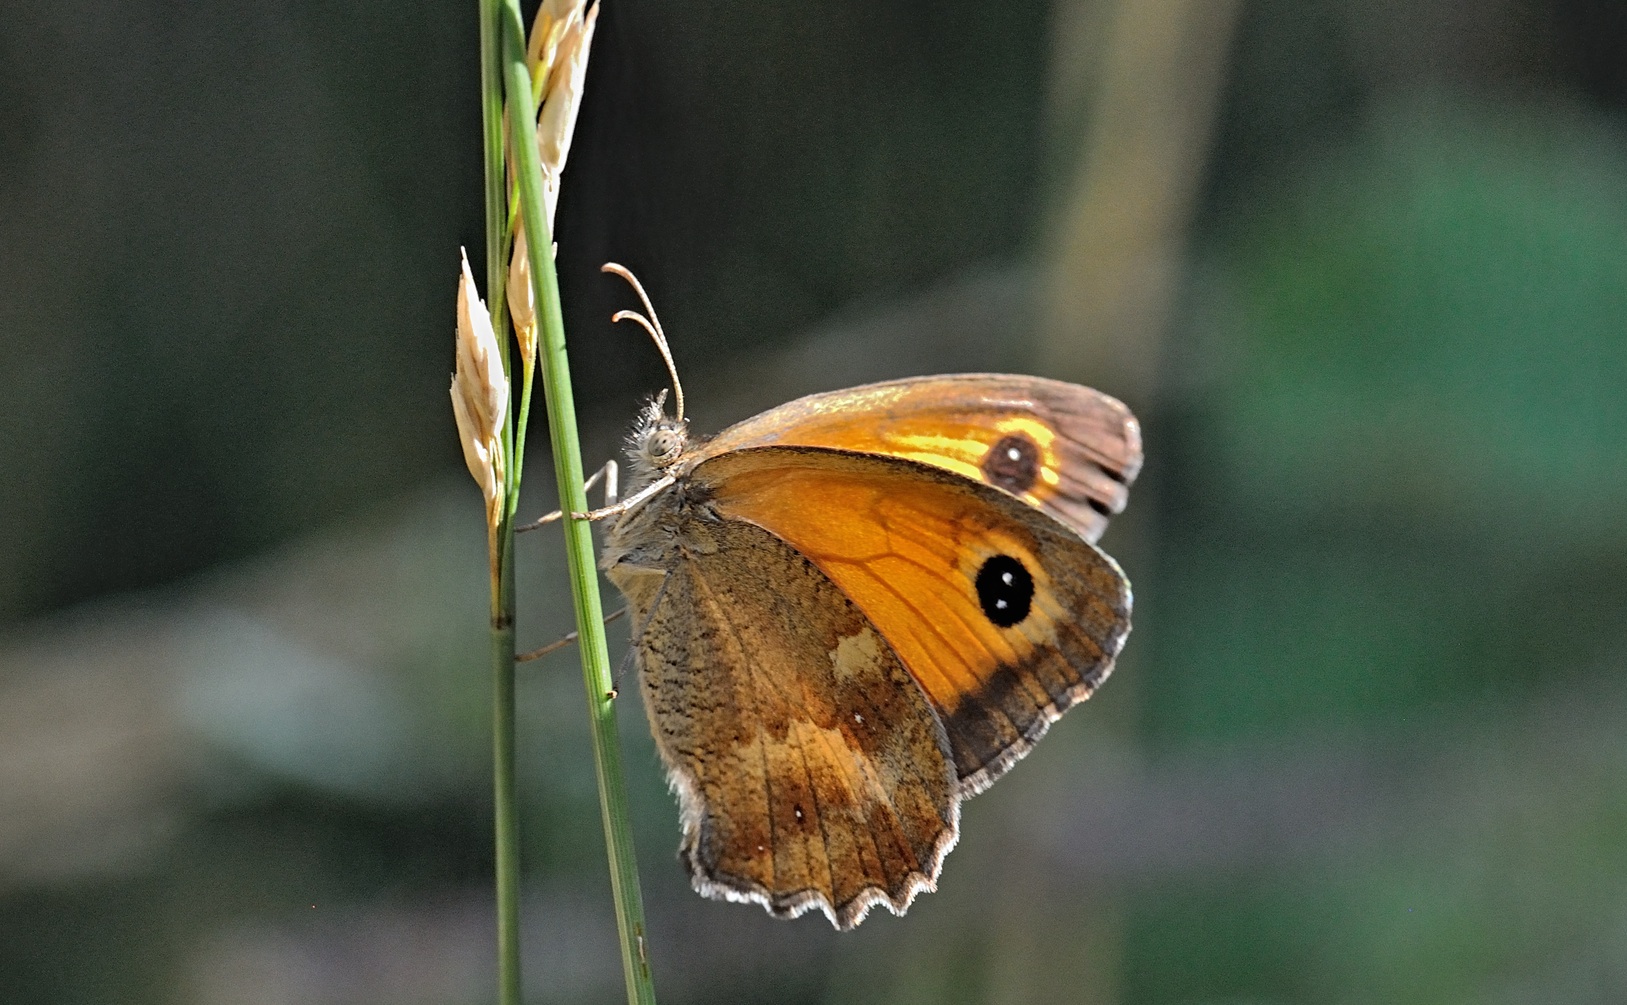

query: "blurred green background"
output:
3 1 1625 1002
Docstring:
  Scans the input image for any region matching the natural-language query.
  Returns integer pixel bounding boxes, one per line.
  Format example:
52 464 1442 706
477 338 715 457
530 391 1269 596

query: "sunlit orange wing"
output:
694 445 1132 795
693 374 1142 543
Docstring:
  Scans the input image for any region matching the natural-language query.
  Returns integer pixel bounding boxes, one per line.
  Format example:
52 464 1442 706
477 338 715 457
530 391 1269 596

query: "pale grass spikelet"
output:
535 0 598 228
507 227 537 370
526 0 581 81
506 0 594 240
505 0 597 379
452 248 509 538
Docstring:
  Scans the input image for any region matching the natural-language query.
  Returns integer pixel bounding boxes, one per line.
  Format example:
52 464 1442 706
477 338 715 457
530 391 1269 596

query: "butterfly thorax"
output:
603 400 717 585
599 459 723 635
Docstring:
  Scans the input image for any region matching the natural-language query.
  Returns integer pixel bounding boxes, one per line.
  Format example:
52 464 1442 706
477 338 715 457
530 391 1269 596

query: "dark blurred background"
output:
3 1 1625 1002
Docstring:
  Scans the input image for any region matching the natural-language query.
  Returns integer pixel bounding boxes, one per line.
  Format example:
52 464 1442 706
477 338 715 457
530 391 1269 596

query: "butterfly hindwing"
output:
695 374 1142 543
693 445 1132 795
609 508 959 930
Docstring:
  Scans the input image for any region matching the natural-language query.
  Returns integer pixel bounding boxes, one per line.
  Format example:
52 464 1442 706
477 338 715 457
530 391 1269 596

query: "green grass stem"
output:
499 3 658 1003
477 1 523 1004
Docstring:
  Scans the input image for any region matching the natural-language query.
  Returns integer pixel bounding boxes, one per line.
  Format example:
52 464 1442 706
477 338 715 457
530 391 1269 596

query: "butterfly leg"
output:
517 459 620 531
511 566 663 687
570 472 674 522
516 606 628 663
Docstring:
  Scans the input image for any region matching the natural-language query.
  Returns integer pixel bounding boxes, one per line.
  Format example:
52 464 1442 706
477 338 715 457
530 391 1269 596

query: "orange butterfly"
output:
588 268 1140 929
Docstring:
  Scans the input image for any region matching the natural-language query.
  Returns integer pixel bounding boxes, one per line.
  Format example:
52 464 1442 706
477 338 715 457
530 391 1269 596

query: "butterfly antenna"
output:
602 262 685 422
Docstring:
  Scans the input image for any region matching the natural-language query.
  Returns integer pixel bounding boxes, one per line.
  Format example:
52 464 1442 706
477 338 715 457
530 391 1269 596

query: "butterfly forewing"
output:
695 374 1142 543
694 445 1132 796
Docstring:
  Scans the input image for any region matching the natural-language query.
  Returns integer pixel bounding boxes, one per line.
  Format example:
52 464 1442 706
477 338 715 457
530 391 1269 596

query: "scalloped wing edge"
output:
661 751 963 931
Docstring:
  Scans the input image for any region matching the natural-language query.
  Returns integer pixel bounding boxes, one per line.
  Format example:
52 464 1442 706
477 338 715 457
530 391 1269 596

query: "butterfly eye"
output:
981 434 1041 494
649 426 683 464
974 554 1034 628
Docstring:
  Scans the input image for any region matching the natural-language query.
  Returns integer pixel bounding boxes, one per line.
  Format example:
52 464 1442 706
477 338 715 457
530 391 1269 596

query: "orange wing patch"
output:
694 374 1141 543
695 445 1131 793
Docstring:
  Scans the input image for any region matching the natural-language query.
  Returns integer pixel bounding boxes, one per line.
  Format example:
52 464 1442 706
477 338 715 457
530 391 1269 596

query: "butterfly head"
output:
627 388 689 480
602 261 691 483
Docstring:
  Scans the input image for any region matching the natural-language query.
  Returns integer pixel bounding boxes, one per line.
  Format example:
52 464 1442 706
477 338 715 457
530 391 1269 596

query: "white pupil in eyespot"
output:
1006 447 1021 462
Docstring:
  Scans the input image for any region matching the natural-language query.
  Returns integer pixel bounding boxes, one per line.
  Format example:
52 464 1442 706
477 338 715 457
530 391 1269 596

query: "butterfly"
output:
588 268 1140 930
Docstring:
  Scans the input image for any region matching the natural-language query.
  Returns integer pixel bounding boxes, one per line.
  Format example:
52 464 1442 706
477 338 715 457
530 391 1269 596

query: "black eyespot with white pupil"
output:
975 554 1034 628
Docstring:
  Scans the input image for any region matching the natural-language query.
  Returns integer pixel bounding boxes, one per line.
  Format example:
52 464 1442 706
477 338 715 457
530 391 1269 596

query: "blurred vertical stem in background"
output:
459 1 654 1003
1040 0 1240 405
1022 3 1241 1000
